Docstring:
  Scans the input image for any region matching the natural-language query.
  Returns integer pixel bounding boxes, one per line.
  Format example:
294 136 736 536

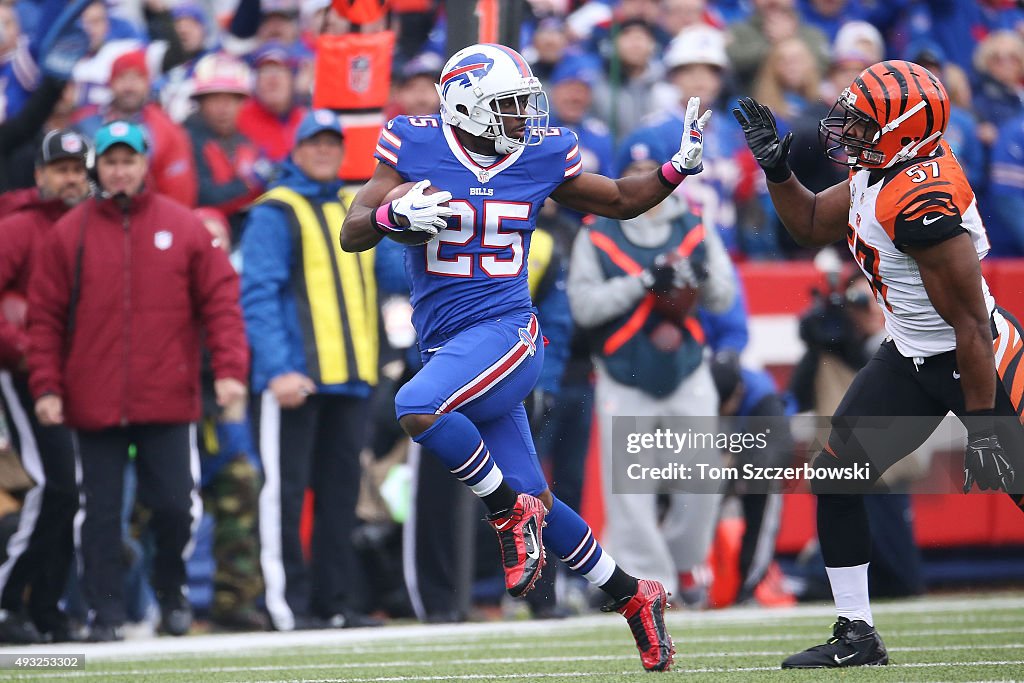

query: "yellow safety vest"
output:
257 186 378 386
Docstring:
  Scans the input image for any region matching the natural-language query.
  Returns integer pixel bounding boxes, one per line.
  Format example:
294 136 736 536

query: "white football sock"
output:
826 563 873 626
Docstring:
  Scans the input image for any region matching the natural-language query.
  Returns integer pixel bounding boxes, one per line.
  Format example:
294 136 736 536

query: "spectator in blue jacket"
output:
548 55 615 179
972 30 1024 144
240 110 386 632
988 112 1024 256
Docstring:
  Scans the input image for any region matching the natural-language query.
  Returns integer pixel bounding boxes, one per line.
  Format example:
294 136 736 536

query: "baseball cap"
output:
94 120 148 156
833 20 884 62
616 128 671 175
192 53 252 97
550 54 602 87
903 38 947 69
172 3 206 24
617 17 656 37
109 50 149 83
664 25 728 70
262 0 299 18
534 16 566 34
37 129 90 166
250 41 295 69
400 52 443 82
295 109 344 144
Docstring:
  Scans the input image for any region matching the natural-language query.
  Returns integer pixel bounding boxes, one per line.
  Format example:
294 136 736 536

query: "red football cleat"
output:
604 579 675 672
486 493 546 597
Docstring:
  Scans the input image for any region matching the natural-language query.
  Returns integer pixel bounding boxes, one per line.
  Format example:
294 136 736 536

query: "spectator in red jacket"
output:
237 42 306 162
187 53 272 240
0 130 90 644
27 120 248 643
74 50 199 207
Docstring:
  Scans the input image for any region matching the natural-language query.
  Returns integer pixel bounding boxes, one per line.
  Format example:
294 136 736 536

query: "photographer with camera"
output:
790 256 886 416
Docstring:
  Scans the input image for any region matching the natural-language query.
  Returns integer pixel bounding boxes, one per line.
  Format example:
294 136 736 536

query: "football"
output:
380 181 448 246
651 285 699 324
649 252 699 323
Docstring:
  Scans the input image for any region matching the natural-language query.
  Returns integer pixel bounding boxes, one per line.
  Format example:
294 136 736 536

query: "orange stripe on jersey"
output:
874 141 974 241
996 324 1022 380
1010 358 1024 415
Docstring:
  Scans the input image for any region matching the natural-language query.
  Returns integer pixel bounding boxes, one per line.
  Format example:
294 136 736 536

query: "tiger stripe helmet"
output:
819 60 950 169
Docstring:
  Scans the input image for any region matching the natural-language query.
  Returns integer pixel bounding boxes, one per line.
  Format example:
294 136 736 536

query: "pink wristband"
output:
660 161 686 185
375 204 399 233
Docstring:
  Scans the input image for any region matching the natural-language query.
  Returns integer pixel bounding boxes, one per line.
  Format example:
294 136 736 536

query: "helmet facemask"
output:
819 88 884 168
457 84 549 154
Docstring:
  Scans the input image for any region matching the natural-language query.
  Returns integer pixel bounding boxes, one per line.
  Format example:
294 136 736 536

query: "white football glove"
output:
390 179 453 235
670 97 713 176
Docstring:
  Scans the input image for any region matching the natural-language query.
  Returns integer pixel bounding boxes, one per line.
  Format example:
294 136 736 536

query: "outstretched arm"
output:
551 170 679 219
733 97 849 247
552 97 711 220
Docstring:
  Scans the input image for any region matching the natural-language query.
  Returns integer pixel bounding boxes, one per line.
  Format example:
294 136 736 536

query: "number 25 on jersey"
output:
426 200 531 278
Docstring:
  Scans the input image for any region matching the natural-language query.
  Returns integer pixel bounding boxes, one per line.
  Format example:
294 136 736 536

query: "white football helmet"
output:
436 43 549 154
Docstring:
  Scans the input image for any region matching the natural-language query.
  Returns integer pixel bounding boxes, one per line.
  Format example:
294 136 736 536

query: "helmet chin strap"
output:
494 135 523 155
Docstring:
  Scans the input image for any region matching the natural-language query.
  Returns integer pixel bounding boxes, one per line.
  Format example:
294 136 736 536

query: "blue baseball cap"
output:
616 128 672 175
550 54 602 87
903 38 947 68
400 51 443 82
250 41 296 70
295 109 344 145
172 3 206 24
94 120 148 155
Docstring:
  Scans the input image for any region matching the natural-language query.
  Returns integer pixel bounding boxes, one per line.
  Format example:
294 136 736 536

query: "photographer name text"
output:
626 462 870 482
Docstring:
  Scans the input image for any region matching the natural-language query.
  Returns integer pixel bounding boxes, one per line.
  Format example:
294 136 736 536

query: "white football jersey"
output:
846 141 994 358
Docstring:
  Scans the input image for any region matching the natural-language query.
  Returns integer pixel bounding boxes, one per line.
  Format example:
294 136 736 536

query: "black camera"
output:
799 287 854 354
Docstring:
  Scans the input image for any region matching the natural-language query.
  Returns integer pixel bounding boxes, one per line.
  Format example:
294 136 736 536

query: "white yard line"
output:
1 593 1019 664
14 642 1024 679
231 661 1024 683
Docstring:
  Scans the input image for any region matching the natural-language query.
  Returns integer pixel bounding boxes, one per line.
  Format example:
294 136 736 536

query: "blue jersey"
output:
375 114 583 349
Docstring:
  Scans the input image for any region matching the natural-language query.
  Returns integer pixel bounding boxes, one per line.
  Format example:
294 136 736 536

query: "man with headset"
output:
28 120 248 642
0 130 90 643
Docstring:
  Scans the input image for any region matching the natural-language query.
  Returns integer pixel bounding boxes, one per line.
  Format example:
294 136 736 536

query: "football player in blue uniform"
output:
341 43 710 672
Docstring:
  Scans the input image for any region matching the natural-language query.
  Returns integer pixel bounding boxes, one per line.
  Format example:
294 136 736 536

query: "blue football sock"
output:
544 497 617 586
413 412 506 498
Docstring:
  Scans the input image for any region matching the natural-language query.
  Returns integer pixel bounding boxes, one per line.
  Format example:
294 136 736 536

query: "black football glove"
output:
963 425 1015 493
640 258 677 294
732 97 793 183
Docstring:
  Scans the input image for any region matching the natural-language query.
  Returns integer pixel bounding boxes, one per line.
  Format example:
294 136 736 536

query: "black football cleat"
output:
781 617 888 668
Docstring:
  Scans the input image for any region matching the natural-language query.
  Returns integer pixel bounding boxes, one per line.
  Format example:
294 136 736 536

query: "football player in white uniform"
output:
734 60 1023 668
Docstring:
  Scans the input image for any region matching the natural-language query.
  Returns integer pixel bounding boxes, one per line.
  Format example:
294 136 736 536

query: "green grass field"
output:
1 593 1022 682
